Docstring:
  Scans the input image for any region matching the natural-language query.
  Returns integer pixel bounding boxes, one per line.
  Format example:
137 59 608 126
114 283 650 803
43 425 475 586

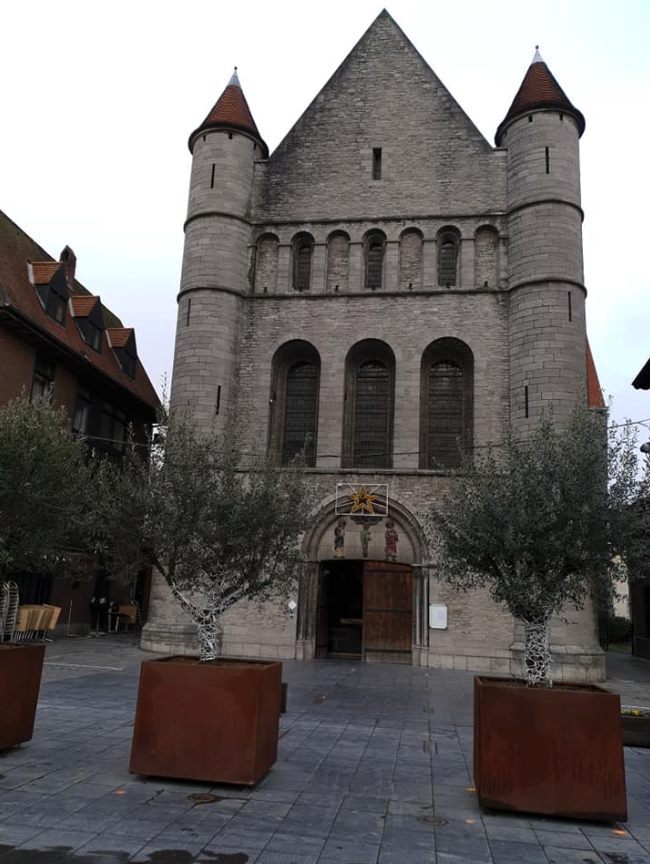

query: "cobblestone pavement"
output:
0 635 649 863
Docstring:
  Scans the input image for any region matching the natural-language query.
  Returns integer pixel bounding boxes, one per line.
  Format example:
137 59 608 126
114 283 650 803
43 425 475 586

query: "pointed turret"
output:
495 48 585 145
188 68 268 156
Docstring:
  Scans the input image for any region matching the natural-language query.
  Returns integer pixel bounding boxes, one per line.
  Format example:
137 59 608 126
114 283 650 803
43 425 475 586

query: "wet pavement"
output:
0 635 649 863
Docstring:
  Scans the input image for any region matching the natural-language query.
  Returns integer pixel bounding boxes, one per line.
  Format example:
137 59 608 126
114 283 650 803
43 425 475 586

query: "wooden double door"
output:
317 560 412 664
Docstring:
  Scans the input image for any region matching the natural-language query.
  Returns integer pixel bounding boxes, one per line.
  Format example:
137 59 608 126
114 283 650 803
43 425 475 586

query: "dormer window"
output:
107 328 138 380
70 296 105 353
32 263 69 325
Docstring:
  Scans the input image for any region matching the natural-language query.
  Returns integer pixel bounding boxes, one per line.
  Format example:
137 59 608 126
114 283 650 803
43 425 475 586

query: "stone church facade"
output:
142 11 606 680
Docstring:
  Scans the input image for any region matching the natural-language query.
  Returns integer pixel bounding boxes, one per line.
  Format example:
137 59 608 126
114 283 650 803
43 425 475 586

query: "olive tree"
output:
94 412 311 661
429 404 650 686
0 397 92 582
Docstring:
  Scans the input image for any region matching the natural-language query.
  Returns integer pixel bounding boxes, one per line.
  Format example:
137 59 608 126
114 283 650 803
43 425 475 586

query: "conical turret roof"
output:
495 48 585 145
189 69 268 156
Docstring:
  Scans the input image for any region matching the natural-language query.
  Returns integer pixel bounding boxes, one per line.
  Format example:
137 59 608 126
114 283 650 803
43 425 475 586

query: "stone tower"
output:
170 70 268 432
497 49 588 433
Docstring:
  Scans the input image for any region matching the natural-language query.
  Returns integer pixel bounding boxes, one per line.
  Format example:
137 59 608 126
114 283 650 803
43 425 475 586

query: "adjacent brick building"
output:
143 11 606 679
0 208 159 630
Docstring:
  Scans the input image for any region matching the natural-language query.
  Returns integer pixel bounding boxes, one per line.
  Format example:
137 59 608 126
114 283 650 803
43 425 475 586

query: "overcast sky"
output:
2 0 649 437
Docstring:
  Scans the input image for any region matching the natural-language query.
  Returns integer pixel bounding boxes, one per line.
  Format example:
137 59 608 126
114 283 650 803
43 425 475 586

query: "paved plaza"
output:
1 637 650 864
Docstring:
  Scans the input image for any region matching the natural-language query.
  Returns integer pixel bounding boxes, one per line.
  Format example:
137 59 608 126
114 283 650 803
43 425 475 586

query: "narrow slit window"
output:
210 164 215 188
186 298 192 326
372 148 382 180
568 292 572 322
525 385 529 419
215 385 221 416
545 147 550 174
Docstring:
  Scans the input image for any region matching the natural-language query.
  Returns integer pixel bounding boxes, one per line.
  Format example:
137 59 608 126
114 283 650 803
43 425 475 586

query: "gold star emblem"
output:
348 485 379 515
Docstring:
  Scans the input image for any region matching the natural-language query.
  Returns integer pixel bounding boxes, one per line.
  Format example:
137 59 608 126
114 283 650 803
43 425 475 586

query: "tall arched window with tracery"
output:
292 233 314 292
437 229 460 287
420 338 473 468
269 341 320 466
343 339 395 468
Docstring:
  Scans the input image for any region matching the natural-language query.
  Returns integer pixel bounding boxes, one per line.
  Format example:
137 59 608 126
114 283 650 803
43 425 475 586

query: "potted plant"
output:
97 412 310 785
0 398 93 751
429 403 650 822
621 707 650 748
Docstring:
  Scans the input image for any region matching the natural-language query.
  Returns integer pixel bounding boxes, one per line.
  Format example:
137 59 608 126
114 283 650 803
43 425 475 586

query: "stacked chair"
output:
0 584 60 643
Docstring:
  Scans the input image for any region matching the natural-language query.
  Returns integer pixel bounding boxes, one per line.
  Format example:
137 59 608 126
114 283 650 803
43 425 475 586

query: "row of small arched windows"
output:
269 338 473 470
255 227 499 293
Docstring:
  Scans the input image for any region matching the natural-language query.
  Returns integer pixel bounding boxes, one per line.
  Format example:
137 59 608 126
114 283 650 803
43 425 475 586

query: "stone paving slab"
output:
0 635 648 863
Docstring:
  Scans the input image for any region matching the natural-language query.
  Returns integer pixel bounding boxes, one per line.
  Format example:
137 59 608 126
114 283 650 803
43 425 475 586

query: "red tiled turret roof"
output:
587 339 605 408
188 69 268 157
496 48 585 145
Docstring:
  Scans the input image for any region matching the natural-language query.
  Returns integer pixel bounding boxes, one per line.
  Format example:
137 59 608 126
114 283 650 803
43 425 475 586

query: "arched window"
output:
254 233 279 293
420 338 473 469
343 340 395 469
438 230 460 287
292 233 314 292
398 228 423 290
269 341 320 466
364 231 386 291
326 231 350 292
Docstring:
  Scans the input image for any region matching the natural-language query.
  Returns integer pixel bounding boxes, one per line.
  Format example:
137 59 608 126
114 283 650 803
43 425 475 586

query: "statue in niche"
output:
360 522 372 558
384 519 399 562
334 518 347 558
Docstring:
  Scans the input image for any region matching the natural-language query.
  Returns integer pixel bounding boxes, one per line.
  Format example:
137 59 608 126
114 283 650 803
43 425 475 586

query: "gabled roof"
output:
496 48 585 145
32 262 62 285
70 295 100 317
587 339 605 408
0 208 159 413
107 327 134 350
188 69 268 156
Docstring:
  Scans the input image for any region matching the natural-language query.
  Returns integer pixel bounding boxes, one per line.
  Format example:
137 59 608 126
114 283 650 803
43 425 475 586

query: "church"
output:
142 10 606 680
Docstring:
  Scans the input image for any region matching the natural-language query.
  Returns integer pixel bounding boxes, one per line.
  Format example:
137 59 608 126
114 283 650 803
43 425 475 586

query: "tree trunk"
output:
523 618 552 686
196 615 223 662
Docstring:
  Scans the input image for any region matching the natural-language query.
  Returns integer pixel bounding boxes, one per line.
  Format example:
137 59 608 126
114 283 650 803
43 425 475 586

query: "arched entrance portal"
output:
317 559 413 663
298 501 425 665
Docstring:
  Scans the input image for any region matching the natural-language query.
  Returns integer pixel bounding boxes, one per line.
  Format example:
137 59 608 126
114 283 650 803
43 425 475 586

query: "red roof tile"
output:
70 295 99 317
107 328 133 349
0 209 159 413
587 339 605 408
32 262 62 285
189 70 268 156
496 53 585 145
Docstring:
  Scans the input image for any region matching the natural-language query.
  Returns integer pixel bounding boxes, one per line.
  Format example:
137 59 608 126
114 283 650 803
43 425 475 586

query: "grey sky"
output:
2 1 648 436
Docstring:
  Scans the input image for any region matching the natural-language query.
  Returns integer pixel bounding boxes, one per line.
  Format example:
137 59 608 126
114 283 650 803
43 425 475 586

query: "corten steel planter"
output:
473 676 627 822
0 643 45 751
621 713 650 748
129 656 282 785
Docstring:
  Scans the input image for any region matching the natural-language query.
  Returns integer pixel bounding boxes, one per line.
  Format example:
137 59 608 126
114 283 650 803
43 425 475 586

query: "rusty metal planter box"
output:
621 714 650 748
0 643 45 751
473 676 627 822
129 656 282 785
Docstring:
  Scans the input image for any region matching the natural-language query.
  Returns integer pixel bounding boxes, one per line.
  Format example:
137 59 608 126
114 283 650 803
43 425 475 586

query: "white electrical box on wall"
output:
429 604 448 630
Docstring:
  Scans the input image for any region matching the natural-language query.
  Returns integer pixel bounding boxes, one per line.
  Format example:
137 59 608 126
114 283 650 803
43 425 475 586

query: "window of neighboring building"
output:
292 234 314 292
72 386 93 435
269 341 320 467
343 339 395 469
420 338 473 469
87 320 103 353
45 284 68 324
100 402 127 453
30 357 55 401
365 232 386 291
438 230 460 287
